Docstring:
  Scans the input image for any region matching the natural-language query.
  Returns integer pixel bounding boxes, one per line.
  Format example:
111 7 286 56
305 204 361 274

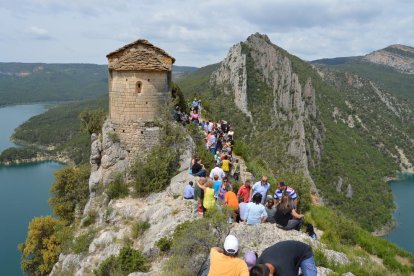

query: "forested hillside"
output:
177 34 414 231
0 63 196 106
0 63 107 106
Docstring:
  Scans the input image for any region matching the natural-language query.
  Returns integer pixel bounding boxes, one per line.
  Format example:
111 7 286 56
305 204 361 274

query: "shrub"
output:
49 164 90 224
163 207 228 275
72 231 95 254
79 109 106 135
107 174 128 200
81 211 97 228
96 247 149 276
19 216 62 276
131 220 150 239
156 237 173 253
107 132 120 143
130 121 184 196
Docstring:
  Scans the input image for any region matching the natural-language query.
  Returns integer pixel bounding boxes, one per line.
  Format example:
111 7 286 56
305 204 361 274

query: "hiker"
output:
207 235 249 276
208 132 217 154
192 158 207 177
191 109 200 124
274 181 298 208
217 177 229 202
183 181 194 200
221 155 231 176
237 180 251 203
212 175 222 198
237 196 248 222
192 98 199 112
232 159 240 180
245 193 267 225
244 251 258 271
209 163 225 180
193 177 206 217
224 184 239 223
250 240 317 276
264 196 276 224
274 195 304 231
250 176 271 204
197 180 216 214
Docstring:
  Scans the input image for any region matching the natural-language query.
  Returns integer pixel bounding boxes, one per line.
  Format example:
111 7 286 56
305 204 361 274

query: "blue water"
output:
0 104 63 276
385 175 414 253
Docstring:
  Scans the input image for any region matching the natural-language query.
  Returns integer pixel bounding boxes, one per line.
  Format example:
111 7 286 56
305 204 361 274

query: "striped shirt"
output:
273 186 297 200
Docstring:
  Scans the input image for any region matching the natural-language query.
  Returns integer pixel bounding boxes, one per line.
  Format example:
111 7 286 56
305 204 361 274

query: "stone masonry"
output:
106 39 175 157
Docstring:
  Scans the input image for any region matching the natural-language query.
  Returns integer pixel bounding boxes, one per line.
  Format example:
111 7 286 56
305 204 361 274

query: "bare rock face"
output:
210 43 253 121
364 44 414 74
210 33 323 191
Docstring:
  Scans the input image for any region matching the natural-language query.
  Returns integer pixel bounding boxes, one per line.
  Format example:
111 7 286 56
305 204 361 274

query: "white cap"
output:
224 235 239 254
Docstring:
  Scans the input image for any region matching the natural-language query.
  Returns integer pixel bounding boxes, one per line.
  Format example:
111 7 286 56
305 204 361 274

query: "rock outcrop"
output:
364 44 414 74
210 33 323 192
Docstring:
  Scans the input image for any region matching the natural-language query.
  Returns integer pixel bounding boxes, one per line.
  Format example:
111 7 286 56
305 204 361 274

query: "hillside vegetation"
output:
176 35 414 231
0 63 107 106
1 96 108 165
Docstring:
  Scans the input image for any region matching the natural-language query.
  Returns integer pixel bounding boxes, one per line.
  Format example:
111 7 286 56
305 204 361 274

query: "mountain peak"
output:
384 44 414 53
246 32 271 44
364 43 414 74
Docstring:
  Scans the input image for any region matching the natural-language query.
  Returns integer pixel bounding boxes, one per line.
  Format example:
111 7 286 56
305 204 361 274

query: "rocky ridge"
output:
51 125 352 275
364 44 414 74
211 33 323 191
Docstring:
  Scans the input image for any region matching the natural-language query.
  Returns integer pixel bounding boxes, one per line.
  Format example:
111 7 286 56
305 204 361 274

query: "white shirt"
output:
209 166 225 180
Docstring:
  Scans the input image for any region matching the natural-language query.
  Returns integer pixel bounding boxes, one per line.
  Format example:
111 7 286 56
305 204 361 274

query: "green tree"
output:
19 216 62 276
49 164 90 224
79 109 106 135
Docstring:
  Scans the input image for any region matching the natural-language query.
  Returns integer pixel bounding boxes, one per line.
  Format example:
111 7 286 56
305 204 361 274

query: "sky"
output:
1 0 414 67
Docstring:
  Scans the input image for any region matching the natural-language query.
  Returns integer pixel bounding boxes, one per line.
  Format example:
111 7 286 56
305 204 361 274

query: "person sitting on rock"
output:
183 181 194 200
207 234 249 276
191 158 207 177
245 193 267 225
250 240 317 276
274 195 304 231
237 196 248 223
273 181 298 208
264 196 276 224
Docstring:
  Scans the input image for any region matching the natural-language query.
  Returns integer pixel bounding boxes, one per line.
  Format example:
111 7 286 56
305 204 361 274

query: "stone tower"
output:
106 39 175 156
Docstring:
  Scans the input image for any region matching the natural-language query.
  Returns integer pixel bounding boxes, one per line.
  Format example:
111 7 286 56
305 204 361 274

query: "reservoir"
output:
0 104 63 276
385 175 414 253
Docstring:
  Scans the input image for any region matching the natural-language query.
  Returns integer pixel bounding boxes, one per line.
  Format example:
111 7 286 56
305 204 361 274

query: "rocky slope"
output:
178 33 414 231
211 33 323 191
364 44 414 74
51 127 351 275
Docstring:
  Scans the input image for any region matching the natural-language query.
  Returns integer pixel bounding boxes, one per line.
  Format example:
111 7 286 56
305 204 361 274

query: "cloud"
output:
27 26 53 40
1 0 414 65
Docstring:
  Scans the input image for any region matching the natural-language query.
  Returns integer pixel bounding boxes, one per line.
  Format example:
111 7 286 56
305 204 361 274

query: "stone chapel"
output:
106 39 175 156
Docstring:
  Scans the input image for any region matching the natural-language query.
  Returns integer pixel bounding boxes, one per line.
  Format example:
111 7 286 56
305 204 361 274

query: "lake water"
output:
385 175 414 253
0 104 63 276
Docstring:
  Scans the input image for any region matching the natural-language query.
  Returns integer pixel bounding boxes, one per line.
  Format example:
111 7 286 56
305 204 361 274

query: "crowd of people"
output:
178 100 317 275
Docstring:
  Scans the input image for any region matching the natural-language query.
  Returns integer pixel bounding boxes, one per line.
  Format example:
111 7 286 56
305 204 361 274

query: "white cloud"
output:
0 0 413 66
28 26 53 40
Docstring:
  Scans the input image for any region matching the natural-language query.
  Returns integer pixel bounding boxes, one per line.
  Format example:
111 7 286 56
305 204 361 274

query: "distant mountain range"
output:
312 44 414 101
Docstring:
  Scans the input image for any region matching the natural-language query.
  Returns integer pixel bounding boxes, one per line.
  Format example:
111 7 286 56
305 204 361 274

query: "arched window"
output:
136 81 142 94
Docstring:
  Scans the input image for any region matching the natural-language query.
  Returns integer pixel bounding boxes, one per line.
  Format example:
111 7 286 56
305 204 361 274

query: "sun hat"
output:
223 235 239 254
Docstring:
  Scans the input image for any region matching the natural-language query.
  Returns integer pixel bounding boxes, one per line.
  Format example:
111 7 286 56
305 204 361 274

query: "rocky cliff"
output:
211 33 323 191
364 44 414 74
